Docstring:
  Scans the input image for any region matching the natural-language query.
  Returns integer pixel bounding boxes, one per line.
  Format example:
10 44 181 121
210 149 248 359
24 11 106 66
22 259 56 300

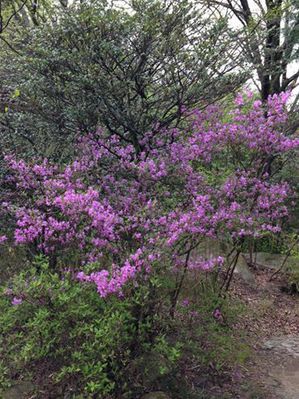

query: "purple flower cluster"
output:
2 92 298 297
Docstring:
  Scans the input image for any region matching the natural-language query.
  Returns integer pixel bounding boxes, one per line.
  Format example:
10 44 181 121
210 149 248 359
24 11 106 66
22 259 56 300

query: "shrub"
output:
0 91 298 397
0 257 251 398
2 92 298 296
0 257 175 398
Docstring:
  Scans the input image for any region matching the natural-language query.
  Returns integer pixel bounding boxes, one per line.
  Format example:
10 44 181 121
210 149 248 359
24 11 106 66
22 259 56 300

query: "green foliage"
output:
0 360 11 391
0 256 252 398
0 0 244 160
178 275 250 373
0 257 163 397
239 232 294 255
247 235 287 254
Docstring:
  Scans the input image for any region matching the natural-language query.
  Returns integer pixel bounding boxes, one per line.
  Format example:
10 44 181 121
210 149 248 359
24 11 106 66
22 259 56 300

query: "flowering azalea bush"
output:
0 92 298 397
1 91 298 298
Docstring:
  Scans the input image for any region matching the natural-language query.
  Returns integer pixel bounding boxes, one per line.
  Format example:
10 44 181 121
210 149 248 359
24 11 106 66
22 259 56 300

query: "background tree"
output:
0 0 245 159
0 0 59 43
203 0 299 101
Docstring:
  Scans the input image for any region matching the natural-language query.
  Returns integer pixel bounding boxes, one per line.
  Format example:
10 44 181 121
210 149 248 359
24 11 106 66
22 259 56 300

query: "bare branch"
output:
1 0 29 33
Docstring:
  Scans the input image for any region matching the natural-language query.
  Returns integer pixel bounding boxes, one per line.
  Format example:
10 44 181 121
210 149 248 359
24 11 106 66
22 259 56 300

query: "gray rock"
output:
245 252 298 271
263 340 299 399
263 336 299 357
191 240 256 284
135 353 170 385
235 253 255 285
1 381 34 399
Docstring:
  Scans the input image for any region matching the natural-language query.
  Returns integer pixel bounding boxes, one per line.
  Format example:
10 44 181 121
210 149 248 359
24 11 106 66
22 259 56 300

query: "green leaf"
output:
12 88 20 98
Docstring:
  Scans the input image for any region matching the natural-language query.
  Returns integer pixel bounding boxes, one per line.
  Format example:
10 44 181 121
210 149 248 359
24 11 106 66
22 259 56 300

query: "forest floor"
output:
212 266 299 399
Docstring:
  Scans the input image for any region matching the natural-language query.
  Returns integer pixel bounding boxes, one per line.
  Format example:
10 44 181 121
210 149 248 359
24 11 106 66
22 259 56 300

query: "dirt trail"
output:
268 356 299 399
232 267 299 399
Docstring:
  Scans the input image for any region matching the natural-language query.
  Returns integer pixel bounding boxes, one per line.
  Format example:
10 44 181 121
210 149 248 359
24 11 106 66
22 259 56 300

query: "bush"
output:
0 257 251 399
1 92 297 398
0 257 175 398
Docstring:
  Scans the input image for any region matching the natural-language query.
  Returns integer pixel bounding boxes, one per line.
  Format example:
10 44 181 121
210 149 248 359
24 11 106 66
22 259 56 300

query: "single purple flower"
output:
181 298 190 307
213 308 222 320
0 235 7 244
11 297 23 306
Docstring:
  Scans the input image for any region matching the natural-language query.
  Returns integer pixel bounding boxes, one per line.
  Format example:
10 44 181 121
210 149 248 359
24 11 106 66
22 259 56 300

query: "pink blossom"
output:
2 91 298 297
213 308 222 320
11 297 23 306
181 298 190 307
0 235 7 244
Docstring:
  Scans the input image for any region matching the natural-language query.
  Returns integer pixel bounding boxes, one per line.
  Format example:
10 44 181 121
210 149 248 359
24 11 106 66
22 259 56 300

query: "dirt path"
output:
232 267 299 399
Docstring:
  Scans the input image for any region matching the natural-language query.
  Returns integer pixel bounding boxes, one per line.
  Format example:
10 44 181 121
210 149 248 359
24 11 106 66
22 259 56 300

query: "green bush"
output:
0 257 252 398
0 257 175 398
